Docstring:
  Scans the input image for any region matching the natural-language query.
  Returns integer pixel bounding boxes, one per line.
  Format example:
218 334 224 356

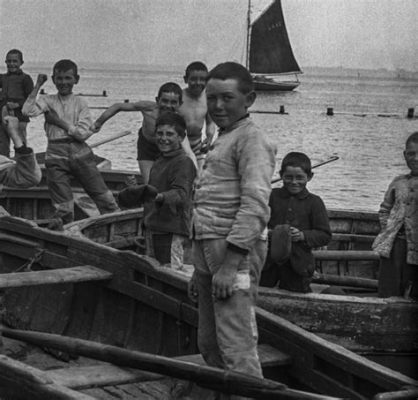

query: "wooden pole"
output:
1 328 340 400
327 107 334 116
88 130 132 149
407 108 415 119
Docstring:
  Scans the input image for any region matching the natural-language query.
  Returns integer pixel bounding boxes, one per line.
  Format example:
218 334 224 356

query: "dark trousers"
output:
378 238 418 299
152 233 173 264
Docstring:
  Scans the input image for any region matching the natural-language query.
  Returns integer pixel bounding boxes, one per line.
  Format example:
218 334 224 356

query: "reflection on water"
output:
23 64 417 212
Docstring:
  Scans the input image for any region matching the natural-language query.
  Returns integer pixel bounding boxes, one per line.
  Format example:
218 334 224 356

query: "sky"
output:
0 0 417 71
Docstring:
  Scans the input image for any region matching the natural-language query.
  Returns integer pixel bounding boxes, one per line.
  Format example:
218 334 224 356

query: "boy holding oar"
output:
91 82 197 183
189 62 276 394
23 59 119 228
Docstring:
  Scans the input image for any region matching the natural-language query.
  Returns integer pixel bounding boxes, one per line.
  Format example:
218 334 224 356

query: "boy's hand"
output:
290 227 304 242
90 121 102 133
3 115 19 131
212 250 243 299
6 102 19 110
187 271 199 303
36 74 48 87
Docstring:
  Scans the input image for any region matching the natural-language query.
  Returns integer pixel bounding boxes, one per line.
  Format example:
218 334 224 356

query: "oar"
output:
35 130 132 164
88 130 132 149
271 156 339 184
1 327 341 400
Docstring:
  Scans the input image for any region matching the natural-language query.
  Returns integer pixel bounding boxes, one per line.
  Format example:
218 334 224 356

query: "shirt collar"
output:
277 186 310 199
218 114 250 135
161 148 184 158
7 69 23 76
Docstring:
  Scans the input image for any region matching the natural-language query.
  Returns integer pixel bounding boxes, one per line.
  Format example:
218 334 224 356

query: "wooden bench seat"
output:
313 250 379 261
46 344 291 390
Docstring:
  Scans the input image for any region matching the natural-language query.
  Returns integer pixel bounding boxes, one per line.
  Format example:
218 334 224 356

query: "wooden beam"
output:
0 266 112 289
0 355 95 400
312 273 378 289
47 364 163 390
313 250 379 261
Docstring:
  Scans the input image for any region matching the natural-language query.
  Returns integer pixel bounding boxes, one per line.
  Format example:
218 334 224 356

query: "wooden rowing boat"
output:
0 215 417 399
63 208 418 362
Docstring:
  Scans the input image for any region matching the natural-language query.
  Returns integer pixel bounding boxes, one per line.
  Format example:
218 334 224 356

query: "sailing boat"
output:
246 0 302 91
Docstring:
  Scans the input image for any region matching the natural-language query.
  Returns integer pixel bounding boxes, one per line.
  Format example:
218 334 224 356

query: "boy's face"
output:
184 70 207 97
156 92 182 113
404 141 418 175
155 124 183 154
5 53 23 73
52 69 79 96
206 78 255 129
281 166 312 195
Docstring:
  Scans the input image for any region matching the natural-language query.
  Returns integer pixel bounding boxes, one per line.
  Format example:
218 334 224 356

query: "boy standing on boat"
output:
373 131 418 299
120 112 196 270
179 61 216 169
91 82 197 184
0 49 34 157
22 59 119 227
0 116 41 196
260 152 331 292
189 62 276 389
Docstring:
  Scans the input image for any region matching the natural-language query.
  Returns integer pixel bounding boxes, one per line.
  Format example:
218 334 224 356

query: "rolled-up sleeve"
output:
71 98 94 141
22 95 48 118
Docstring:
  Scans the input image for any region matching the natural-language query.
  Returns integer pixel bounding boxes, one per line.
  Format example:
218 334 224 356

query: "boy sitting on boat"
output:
260 152 332 293
119 112 196 271
189 62 276 388
91 82 197 184
179 61 215 169
0 49 34 157
0 116 41 197
373 131 418 299
22 59 119 228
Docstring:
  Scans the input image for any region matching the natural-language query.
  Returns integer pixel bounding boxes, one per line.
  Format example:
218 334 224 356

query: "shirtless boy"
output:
92 82 196 183
179 62 215 167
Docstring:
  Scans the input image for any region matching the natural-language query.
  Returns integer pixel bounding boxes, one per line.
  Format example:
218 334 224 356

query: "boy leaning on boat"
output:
373 131 418 300
188 62 276 393
22 59 119 228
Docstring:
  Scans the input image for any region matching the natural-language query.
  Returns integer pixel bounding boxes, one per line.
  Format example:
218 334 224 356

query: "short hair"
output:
280 152 312 176
185 61 208 78
206 62 253 94
155 111 187 138
6 49 23 62
405 131 418 147
52 59 78 77
157 82 182 102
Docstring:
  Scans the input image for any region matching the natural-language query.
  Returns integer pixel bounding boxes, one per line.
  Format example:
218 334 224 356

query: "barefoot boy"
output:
179 61 215 168
22 59 119 227
0 49 34 156
189 62 276 389
92 82 197 183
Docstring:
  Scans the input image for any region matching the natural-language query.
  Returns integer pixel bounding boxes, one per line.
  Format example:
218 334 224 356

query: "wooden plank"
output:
46 344 291 390
177 344 291 368
0 266 112 289
0 355 96 400
312 273 378 289
313 250 379 261
331 233 375 243
47 364 163 389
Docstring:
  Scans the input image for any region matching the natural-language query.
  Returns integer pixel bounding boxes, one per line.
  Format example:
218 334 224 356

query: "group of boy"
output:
1 47 416 397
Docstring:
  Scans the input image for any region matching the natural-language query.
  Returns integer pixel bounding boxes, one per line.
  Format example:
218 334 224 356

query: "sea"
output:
22 63 418 213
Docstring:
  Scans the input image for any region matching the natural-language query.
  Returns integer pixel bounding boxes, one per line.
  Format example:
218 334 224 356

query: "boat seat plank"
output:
331 233 375 243
313 250 379 261
178 344 291 368
0 266 112 289
47 365 163 390
46 344 291 390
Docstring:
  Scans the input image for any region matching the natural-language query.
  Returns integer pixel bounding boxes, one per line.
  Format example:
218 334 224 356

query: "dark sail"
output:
249 0 301 75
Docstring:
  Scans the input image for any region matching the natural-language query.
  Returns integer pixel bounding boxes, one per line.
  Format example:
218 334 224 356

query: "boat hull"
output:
0 216 417 399
252 76 300 91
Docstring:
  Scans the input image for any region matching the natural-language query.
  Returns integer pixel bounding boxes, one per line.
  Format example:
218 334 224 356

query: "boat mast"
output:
246 0 251 69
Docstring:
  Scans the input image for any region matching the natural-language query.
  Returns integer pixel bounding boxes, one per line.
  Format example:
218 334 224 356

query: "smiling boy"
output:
0 49 34 156
92 82 196 183
189 62 276 388
142 111 196 270
260 152 331 292
22 59 119 227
